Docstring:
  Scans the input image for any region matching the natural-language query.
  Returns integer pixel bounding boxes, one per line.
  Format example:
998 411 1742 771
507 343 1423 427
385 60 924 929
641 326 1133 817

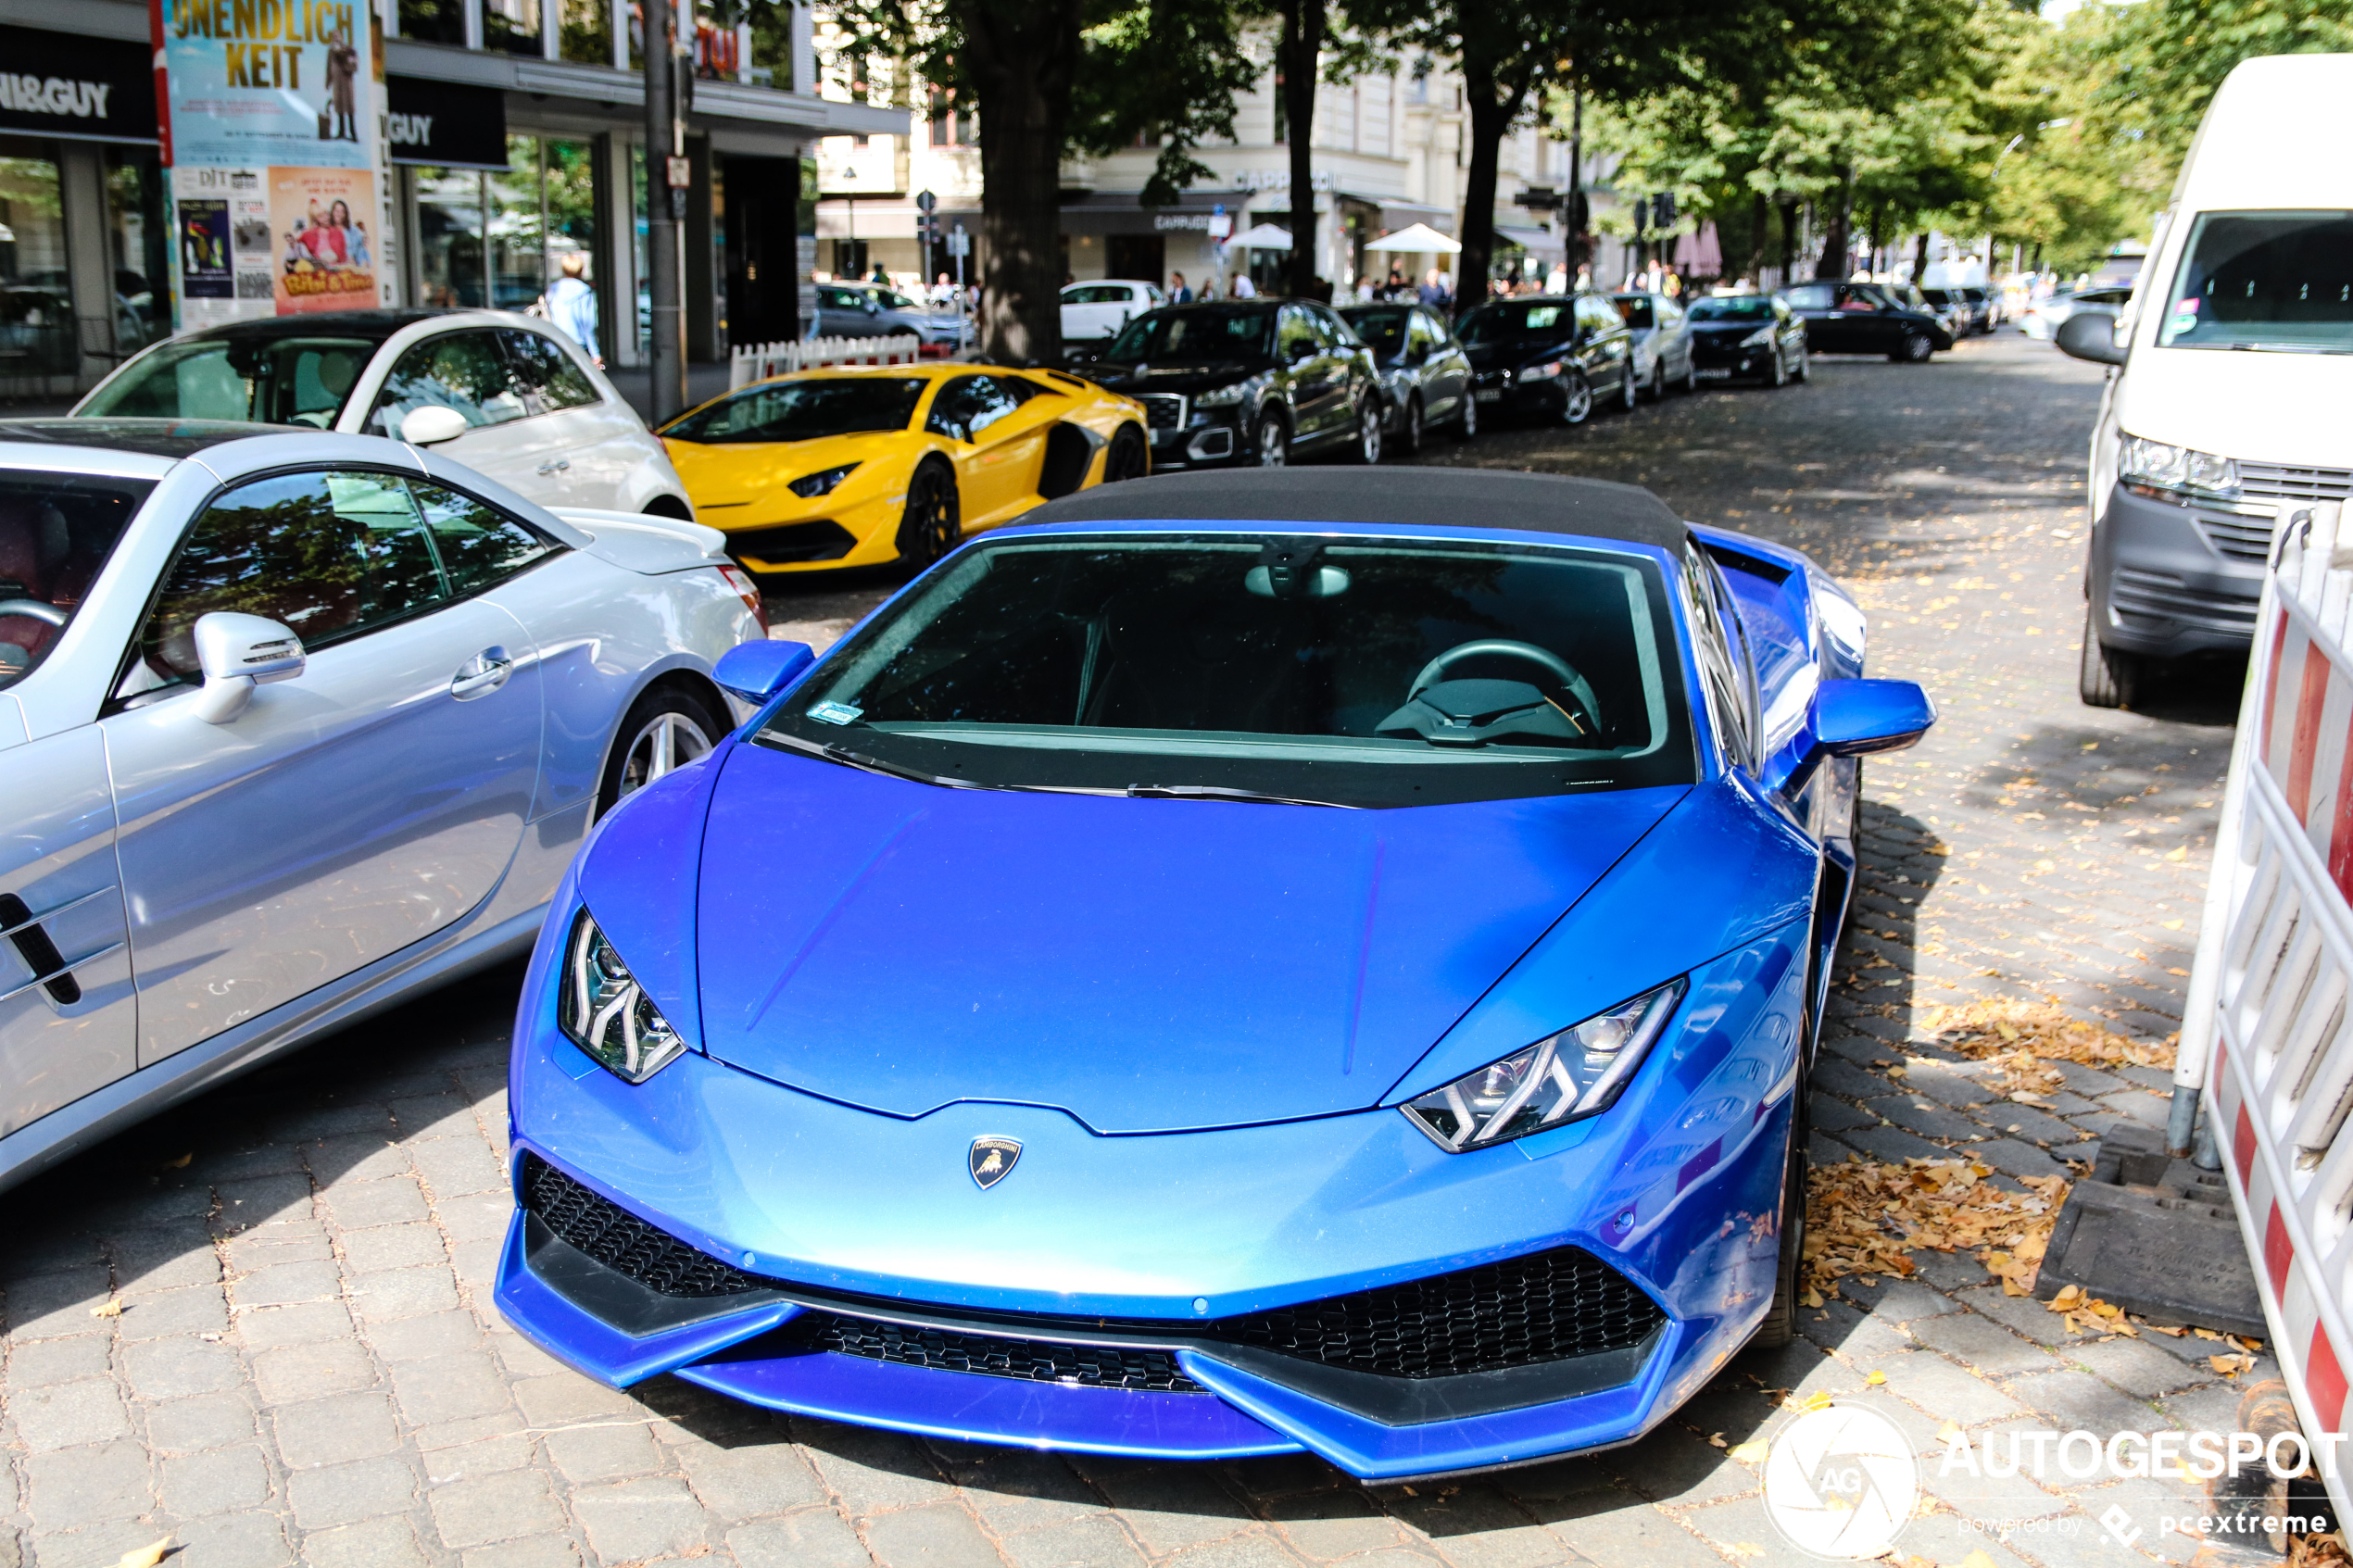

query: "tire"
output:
1617 363 1639 413
1101 424 1148 483
1347 399 1383 464
1253 410 1289 467
1753 1086 1812 1349
1558 370 1593 426
1767 349 1787 389
597 685 724 818
1649 361 1667 402
1893 330 1933 364
1397 394 1424 457
1453 387 1479 442
1680 353 1697 394
2079 600 2141 709
894 459 962 569
1793 346 1810 383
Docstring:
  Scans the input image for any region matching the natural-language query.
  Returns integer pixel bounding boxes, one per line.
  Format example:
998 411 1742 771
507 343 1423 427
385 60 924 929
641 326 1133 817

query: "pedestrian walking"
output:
1170 271 1194 304
546 253 601 367
1417 268 1447 308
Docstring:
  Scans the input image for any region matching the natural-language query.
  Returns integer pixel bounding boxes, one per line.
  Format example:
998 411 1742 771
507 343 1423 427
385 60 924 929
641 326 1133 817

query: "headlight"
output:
559 911 688 1084
1741 327 1774 346
1517 360 1565 383
1401 979 1686 1153
2120 434 2237 498
1193 381 1250 407
787 463 859 499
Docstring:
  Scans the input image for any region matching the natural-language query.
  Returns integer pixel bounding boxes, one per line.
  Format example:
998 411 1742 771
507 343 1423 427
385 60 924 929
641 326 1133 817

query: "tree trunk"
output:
1454 56 1526 318
955 0 1083 362
1745 189 1768 282
1777 199 1798 285
1278 0 1324 296
1815 162 1853 280
1911 230 1930 284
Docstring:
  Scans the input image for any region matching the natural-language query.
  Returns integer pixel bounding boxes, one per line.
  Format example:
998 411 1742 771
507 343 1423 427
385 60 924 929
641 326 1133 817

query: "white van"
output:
2058 54 2353 707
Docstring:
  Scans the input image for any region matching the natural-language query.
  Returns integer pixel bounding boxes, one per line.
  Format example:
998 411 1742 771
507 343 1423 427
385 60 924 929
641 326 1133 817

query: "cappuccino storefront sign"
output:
155 0 392 326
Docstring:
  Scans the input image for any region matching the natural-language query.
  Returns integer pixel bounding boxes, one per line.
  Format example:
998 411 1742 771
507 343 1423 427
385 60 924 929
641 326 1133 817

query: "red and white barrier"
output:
727 333 925 390
2178 497 2353 1518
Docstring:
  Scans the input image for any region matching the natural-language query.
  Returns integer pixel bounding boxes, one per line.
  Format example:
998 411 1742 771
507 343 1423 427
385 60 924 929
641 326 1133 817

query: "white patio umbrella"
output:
1227 223 1295 249
1362 222 1462 255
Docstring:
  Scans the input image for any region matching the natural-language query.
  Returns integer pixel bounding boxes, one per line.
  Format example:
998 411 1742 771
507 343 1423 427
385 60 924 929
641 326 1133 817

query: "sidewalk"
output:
603 363 736 424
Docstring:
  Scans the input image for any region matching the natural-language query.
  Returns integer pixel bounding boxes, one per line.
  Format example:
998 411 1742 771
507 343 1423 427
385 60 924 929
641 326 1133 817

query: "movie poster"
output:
178 197 232 296
269 166 377 313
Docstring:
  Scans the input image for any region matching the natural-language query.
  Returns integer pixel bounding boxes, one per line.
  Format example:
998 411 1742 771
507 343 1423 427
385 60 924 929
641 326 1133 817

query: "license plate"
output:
1474 389 1503 403
1695 368 1732 380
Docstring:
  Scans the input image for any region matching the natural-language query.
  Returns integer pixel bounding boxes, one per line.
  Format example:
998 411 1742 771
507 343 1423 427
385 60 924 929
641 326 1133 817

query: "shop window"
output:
560 0 611 65
104 148 170 355
415 167 488 308
489 136 547 309
416 139 601 333
0 141 73 381
928 88 966 148
484 0 543 55
398 0 465 46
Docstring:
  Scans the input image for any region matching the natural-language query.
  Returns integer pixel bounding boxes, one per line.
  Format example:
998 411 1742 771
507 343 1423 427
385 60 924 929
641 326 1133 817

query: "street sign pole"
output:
645 0 686 420
949 222 970 353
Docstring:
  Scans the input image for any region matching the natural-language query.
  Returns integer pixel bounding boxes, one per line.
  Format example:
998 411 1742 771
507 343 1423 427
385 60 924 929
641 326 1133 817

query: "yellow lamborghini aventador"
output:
657 364 1151 572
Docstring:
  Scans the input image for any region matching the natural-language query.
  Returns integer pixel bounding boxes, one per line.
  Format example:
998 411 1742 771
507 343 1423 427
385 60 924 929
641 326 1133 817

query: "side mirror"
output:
713 638 813 704
1817 678 1935 758
401 405 470 445
1286 338 1317 363
2056 310 2127 367
192 611 304 723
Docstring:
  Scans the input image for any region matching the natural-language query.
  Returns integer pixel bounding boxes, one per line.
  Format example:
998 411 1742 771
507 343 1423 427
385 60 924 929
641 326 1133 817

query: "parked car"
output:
2057 53 2353 709
1083 300 1387 469
809 283 964 352
1061 279 1165 344
658 365 1150 573
2020 285 2132 341
1780 281 1952 361
71 309 696 518
493 465 1934 1482
1336 300 1478 451
1921 285 1996 335
1686 294 1809 386
0 419 764 1194
1458 293 1638 424
1611 291 1698 398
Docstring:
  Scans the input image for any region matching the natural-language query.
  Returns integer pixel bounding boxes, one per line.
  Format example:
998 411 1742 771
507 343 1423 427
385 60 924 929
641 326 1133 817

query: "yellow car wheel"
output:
896 460 962 568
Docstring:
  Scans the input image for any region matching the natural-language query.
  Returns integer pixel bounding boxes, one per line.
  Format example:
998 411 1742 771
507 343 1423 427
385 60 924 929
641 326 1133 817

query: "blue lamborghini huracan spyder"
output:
495 468 1933 1481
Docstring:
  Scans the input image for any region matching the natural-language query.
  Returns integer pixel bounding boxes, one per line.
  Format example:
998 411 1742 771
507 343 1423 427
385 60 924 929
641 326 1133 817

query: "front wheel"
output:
1101 424 1148 483
1453 387 1479 442
1894 331 1933 364
1679 353 1698 394
1558 371 1593 426
1753 1087 1812 1349
1253 411 1289 468
1649 361 1667 402
598 686 723 818
1347 399 1383 464
1617 363 1639 413
894 460 963 568
1396 394 1424 457
2079 600 2142 709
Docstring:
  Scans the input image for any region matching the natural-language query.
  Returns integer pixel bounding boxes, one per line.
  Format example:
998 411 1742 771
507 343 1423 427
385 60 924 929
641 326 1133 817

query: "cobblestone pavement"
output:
1 334 2276 1568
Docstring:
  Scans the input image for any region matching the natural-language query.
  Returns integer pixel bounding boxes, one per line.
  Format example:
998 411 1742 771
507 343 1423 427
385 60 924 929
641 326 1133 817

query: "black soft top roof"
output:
0 418 300 458
175 308 460 345
1020 468 1692 553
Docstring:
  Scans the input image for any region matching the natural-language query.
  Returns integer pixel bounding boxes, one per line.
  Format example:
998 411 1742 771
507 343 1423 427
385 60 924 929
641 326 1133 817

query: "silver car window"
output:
0 470 155 690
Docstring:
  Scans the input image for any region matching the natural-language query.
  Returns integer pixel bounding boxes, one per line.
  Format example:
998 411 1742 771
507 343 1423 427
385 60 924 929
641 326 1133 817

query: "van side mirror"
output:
713 638 813 704
193 611 304 723
2056 311 2127 366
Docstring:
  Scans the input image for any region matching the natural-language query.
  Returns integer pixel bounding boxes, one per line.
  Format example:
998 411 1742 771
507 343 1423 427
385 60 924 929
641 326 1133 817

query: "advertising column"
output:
154 0 389 329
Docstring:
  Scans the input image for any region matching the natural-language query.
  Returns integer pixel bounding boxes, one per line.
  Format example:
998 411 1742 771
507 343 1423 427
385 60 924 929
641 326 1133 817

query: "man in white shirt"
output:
1230 272 1257 298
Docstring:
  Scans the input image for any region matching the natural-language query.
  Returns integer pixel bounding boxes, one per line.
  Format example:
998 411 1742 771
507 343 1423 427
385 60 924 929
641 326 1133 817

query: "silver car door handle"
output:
451 648 514 700
535 458 572 475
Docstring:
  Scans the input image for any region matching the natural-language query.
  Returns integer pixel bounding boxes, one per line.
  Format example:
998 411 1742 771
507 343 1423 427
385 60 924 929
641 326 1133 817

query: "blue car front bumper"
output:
495 918 1807 1481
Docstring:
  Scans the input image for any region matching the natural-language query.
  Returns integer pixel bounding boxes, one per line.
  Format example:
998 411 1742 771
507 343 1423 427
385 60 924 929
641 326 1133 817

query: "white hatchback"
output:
71 309 695 519
1060 280 1165 344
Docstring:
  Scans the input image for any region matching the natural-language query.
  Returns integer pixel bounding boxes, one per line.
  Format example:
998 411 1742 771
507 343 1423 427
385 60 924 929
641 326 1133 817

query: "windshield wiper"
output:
1126 784 1355 809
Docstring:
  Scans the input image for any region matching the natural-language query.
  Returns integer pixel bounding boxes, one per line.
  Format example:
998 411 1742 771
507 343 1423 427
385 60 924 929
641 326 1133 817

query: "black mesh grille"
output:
793 1312 1204 1392
1214 1248 1664 1379
1137 395 1185 431
522 1155 757 1298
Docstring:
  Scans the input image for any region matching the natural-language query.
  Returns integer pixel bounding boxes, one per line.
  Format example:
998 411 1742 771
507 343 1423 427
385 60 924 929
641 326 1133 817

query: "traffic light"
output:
1653 191 1677 229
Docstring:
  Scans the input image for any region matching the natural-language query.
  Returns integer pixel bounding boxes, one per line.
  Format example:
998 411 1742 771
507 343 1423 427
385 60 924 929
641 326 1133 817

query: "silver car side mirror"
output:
401 405 470 445
193 611 305 723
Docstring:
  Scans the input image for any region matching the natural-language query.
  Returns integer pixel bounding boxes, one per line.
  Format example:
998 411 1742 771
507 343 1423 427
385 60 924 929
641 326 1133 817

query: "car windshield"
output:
1919 289 1954 305
79 332 380 427
755 533 1695 809
2158 211 2353 353
661 377 927 443
1340 307 1409 357
0 469 157 690
1612 296 1657 329
1688 297 1773 322
1101 307 1277 367
868 288 920 311
1457 302 1572 344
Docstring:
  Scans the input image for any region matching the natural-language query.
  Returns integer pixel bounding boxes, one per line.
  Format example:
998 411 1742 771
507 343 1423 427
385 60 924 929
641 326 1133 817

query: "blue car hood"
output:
693 743 1686 1134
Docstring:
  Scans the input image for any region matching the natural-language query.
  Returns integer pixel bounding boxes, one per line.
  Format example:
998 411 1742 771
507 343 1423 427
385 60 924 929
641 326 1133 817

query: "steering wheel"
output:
0 599 68 628
1411 638 1604 733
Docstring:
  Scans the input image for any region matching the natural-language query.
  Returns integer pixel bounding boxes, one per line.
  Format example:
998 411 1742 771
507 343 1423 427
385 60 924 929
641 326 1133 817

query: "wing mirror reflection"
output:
192 611 305 723
400 405 470 445
713 638 813 704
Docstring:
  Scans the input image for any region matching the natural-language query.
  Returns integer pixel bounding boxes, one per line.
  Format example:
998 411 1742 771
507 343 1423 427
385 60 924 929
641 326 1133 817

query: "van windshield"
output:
2158 211 2353 353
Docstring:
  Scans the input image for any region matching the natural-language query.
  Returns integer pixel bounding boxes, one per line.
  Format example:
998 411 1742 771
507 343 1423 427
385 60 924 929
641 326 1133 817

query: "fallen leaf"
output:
2194 1327 2222 1340
90 1299 124 1319
1729 1439 1771 1463
2169 968 2190 977
1959 1552 2002 1568
2146 1323 2187 1336
2211 1352 2255 1376
2166 846 2188 861
1866 1370 1887 1386
1937 1423 1964 1444
1727 1545 1765 1561
1800 1288 1823 1309
1708 1432 1728 1448
115 1542 171 1568
160 1152 191 1170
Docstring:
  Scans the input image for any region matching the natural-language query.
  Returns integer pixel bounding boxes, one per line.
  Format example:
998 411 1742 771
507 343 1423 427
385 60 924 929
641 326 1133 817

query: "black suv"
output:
1077 300 1385 468
1456 293 1638 425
